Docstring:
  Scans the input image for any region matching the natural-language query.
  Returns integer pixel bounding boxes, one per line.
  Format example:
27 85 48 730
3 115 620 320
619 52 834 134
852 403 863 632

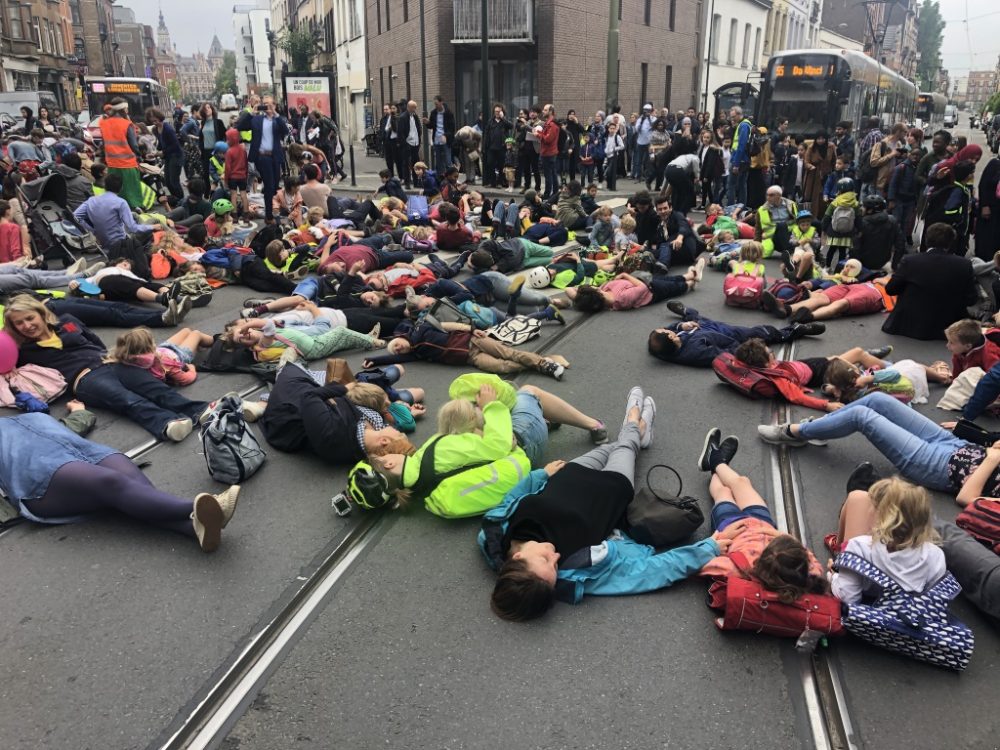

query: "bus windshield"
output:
915 99 933 120
761 55 839 135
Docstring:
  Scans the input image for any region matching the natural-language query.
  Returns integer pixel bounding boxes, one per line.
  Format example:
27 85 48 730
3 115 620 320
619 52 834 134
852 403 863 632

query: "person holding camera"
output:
236 96 289 224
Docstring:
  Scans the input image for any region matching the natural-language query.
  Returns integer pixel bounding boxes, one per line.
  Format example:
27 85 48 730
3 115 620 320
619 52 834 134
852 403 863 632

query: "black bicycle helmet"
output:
862 194 887 211
835 177 856 195
346 461 394 510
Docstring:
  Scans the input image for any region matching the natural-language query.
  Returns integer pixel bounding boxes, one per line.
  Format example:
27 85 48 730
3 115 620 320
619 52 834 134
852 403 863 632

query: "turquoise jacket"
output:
478 469 721 604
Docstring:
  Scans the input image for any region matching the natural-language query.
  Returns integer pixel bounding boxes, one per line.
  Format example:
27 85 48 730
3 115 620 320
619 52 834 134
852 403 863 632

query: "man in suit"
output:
882 222 979 340
423 96 456 176
237 96 289 223
396 100 422 188
378 103 399 178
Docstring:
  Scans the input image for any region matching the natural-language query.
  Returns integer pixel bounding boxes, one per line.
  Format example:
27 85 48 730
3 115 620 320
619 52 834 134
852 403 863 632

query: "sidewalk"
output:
331 147 646 201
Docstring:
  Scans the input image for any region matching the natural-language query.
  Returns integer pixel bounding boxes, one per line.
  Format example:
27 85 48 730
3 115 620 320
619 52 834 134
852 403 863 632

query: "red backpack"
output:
956 498 1000 554
723 272 765 308
712 352 788 399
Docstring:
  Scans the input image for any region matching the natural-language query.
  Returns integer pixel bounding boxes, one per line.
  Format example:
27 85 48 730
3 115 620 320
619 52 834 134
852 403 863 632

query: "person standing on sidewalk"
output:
379 103 399 178
633 104 654 181
99 99 145 210
483 105 513 188
538 104 561 201
424 96 456 176
396 101 422 189
237 96 289 224
727 106 752 206
146 108 184 202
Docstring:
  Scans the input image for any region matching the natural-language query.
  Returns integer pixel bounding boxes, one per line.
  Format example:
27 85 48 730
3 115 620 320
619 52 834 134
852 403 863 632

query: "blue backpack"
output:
407 195 429 224
835 551 974 671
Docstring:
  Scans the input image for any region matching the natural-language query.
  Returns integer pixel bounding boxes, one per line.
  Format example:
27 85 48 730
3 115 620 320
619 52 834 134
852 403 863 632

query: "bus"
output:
915 92 947 135
84 77 171 119
756 48 916 139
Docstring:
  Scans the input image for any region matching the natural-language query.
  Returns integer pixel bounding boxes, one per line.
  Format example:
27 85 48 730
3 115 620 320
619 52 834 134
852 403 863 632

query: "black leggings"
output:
98 275 163 302
240 259 298 295
24 454 195 536
343 306 406 332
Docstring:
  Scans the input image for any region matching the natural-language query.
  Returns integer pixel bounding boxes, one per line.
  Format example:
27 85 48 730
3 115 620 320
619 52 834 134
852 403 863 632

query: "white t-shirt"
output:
831 535 947 604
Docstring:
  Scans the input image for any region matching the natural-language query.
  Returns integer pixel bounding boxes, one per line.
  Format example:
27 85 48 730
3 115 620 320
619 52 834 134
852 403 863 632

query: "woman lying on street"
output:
478 386 744 621
1 403 238 552
758 390 999 506
4 295 207 441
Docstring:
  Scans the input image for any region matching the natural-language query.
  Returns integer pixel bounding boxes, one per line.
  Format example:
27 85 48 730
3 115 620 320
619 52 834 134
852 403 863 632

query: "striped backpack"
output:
834 551 974 671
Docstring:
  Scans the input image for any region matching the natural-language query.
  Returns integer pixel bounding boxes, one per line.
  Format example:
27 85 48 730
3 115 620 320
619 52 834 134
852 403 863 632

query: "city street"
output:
1 124 998 750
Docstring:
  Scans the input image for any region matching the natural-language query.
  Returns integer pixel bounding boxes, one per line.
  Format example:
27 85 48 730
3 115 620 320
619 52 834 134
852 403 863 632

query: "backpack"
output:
857 142 885 184
830 204 857 234
955 498 1000 554
456 300 497 329
401 231 434 252
723 271 765 308
712 351 807 403
707 551 844 638
835 551 974 671
249 222 283 257
487 315 542 346
406 195 429 223
423 297 475 332
768 280 807 305
200 394 267 484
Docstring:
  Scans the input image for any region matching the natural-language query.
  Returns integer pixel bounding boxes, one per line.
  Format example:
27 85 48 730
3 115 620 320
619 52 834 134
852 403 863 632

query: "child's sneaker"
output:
589 420 608 444
539 358 565 380
545 305 566 325
164 417 193 442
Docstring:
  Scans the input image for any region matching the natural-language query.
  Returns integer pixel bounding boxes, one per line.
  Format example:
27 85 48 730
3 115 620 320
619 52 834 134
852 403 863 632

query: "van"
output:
0 91 59 119
219 94 238 112
944 104 957 128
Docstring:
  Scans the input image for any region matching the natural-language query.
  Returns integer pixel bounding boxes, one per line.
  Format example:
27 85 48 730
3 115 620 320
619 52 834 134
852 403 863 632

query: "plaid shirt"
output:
857 129 884 157
355 406 385 455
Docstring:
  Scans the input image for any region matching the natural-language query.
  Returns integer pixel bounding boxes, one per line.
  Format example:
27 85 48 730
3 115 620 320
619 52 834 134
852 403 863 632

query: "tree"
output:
277 28 320 72
214 51 238 99
167 79 182 105
916 1 945 91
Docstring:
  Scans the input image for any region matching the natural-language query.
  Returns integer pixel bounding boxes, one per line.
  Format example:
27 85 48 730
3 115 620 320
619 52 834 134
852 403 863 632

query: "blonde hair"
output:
382 197 405 212
436 399 482 435
105 327 157 364
3 294 59 344
868 477 938 552
619 215 636 232
306 206 324 226
740 241 763 263
596 205 613 219
345 383 390 412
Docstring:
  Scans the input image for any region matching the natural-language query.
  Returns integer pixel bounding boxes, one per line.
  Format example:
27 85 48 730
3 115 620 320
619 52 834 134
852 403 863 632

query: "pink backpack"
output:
723 272 765 308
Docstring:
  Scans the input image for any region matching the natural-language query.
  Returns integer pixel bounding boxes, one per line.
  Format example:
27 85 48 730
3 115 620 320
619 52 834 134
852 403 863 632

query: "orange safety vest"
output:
100 116 139 169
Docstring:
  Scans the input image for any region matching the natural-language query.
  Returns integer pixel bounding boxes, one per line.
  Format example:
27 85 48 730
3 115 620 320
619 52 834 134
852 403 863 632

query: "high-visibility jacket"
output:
99 117 138 169
240 107 253 143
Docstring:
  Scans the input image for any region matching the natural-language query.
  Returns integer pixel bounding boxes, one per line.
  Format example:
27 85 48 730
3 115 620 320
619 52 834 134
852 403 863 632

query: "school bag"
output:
955 498 1000 554
707 551 844 638
857 142 885 184
723 271 765 308
401 231 434 252
712 352 825 409
456 300 497 330
834 551 974 671
200 393 267 484
830 204 857 234
406 195 430 223
768 280 808 305
486 315 541 346
422 298 475 332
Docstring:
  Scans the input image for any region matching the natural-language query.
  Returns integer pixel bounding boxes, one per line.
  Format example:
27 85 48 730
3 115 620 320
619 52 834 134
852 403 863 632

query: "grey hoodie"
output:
831 534 947 604
54 163 94 213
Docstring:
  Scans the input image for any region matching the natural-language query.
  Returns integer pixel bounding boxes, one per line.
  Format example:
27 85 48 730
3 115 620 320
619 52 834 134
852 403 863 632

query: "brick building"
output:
365 0 702 126
69 0 120 78
967 70 998 111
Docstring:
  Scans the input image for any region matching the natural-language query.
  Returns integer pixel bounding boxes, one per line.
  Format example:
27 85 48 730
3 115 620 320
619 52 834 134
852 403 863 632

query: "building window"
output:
117 30 132 43
385 0 390 30
352 0 362 38
376 0 381 34
727 19 737 65
70 1 81 25
753 28 761 70
663 65 672 109
640 63 648 111
405 61 411 101
644 0 651 26
741 23 751 67
403 0 408 22
709 14 720 63
669 0 676 31
388 65 394 103
618 0 622 21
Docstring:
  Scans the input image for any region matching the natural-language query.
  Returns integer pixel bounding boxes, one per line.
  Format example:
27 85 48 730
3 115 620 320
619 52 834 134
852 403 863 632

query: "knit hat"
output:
525 189 537 202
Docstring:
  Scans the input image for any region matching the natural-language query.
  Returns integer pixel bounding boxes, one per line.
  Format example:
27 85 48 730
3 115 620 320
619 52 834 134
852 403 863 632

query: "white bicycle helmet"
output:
526 266 550 289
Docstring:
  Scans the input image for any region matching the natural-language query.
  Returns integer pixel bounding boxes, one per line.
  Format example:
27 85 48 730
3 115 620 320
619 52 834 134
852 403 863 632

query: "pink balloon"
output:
0 330 18 374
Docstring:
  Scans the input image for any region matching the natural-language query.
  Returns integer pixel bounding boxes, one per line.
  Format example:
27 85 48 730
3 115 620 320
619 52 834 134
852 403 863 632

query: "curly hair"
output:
750 534 829 604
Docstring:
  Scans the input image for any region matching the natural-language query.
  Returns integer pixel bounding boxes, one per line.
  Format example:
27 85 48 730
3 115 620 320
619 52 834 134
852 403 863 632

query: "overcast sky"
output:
129 0 243 57
128 0 997 79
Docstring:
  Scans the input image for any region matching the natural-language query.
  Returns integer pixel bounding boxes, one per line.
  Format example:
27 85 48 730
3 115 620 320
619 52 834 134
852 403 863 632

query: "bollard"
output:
349 144 357 187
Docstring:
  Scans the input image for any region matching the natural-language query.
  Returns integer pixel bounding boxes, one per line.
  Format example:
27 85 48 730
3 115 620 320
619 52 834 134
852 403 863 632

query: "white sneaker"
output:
164 417 193 442
242 400 267 423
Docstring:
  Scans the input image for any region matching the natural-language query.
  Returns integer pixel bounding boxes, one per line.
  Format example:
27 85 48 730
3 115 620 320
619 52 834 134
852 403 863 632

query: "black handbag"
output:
626 465 705 547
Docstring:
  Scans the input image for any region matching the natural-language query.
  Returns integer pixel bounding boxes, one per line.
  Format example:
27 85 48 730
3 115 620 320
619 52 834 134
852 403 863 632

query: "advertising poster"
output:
284 75 333 118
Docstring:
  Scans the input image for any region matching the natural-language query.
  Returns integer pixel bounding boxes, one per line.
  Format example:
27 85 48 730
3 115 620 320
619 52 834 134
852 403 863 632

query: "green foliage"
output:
277 28 320 72
985 92 1000 115
916 1 944 91
166 79 182 104
213 51 238 99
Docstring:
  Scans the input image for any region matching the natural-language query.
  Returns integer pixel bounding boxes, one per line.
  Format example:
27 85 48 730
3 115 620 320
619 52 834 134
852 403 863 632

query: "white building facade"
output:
234 4 274 95
702 0 771 111
762 0 822 67
333 0 368 143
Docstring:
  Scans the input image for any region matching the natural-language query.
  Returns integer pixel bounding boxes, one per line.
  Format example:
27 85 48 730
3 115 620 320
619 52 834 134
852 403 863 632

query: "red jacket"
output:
539 119 560 157
952 330 1000 378
224 129 248 181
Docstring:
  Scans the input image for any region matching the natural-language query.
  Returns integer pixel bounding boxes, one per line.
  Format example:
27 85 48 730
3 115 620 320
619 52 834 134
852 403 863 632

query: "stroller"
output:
19 172 107 264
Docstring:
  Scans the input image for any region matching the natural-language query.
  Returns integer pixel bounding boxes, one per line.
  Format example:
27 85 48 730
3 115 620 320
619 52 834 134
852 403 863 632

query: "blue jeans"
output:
511 390 548 467
432 143 451 176
46 298 167 328
796 392 963 490
293 277 321 300
75 365 207 440
255 153 281 220
649 275 689 302
655 235 697 267
541 155 559 200
712 177 727 206
492 200 519 235
711 502 775 532
374 248 414 268
727 167 748 206
632 144 649 179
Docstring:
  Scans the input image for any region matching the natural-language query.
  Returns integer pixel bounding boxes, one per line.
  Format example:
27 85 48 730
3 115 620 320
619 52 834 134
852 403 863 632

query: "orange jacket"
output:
100 116 138 169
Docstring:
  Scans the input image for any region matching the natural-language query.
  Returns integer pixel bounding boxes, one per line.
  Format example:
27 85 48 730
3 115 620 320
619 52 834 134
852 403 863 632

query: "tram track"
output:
770 342 857 750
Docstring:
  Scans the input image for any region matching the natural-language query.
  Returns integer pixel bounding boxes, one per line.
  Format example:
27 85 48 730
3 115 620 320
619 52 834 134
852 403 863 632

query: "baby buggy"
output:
19 172 107 264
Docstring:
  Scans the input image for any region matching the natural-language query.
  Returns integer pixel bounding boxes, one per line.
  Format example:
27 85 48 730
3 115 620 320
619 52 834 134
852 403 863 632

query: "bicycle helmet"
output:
835 177 856 195
212 198 234 215
346 461 393 510
862 194 887 211
795 210 813 221
213 140 228 153
526 266 550 289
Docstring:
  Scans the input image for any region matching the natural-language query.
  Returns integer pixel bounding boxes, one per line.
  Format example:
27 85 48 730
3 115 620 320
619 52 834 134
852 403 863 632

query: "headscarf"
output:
938 144 982 174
